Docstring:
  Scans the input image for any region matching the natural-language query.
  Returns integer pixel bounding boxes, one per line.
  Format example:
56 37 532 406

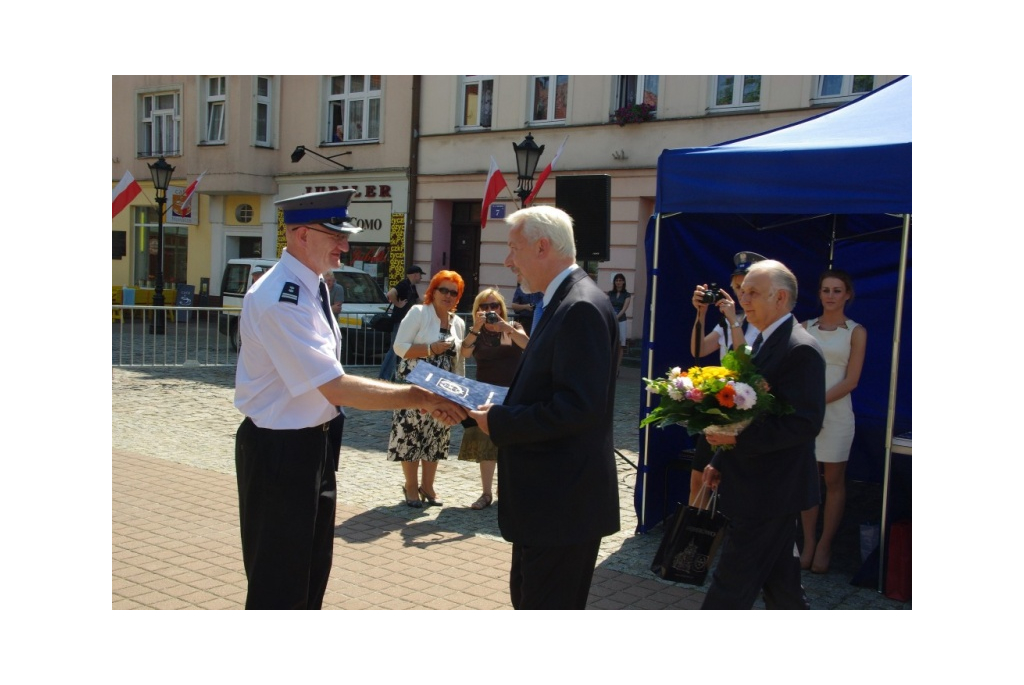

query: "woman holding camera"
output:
687 253 765 505
387 270 467 508
458 288 528 509
799 269 866 573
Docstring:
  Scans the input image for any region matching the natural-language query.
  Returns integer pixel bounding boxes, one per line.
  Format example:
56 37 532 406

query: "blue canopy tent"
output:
637 76 911 586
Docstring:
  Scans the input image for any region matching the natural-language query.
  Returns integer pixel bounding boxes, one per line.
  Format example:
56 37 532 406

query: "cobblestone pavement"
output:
112 359 909 609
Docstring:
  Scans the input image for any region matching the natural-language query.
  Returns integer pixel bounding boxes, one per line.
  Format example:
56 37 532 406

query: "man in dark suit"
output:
702 259 825 609
470 205 620 610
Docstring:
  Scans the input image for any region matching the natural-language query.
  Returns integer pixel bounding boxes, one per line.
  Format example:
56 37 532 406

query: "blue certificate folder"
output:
405 362 508 410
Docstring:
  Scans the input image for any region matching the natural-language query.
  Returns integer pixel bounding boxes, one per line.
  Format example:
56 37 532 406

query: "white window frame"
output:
254 76 273 147
458 76 494 129
529 75 568 124
203 76 226 144
138 88 181 157
814 75 875 103
325 75 382 144
709 75 762 112
615 75 659 112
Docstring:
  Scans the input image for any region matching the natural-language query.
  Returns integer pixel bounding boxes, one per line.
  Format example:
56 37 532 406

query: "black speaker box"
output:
556 175 611 261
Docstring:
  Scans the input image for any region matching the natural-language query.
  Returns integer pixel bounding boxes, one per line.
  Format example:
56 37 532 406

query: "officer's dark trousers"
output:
236 417 336 609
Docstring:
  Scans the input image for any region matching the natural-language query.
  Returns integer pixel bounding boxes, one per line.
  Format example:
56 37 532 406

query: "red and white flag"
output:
481 156 509 229
524 135 568 206
112 170 142 218
179 170 207 210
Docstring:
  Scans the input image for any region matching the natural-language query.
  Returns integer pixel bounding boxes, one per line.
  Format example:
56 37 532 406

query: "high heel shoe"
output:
402 486 422 508
418 486 443 506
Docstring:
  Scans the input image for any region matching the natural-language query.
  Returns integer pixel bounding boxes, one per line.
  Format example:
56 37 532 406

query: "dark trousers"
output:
509 539 601 610
235 417 337 609
702 514 809 610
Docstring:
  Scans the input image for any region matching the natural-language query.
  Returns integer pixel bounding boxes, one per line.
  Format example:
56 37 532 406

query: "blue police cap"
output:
732 251 766 276
275 189 362 234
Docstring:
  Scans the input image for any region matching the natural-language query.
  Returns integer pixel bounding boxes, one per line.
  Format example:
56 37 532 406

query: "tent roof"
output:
655 76 911 216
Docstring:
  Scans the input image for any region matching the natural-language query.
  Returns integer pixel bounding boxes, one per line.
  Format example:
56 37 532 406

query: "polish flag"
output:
179 170 207 211
481 156 509 229
112 170 142 218
524 135 568 206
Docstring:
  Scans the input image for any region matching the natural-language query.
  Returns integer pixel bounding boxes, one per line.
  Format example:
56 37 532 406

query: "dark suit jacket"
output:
710 315 825 520
488 268 621 546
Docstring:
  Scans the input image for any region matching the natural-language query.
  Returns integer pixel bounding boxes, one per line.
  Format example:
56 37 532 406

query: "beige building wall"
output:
114 74 899 334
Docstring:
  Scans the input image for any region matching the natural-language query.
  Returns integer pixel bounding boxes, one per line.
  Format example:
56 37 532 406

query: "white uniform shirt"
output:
716 314 761 361
234 249 344 429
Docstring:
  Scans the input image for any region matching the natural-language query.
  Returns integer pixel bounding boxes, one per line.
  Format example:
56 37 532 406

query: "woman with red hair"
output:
387 270 467 507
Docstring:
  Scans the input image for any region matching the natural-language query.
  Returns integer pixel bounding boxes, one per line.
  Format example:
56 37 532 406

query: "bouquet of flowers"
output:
640 346 791 443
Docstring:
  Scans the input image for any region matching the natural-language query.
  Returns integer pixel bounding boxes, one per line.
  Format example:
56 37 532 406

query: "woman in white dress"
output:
800 269 867 573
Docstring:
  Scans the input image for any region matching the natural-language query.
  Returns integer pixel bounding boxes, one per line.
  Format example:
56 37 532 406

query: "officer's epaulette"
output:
279 282 300 304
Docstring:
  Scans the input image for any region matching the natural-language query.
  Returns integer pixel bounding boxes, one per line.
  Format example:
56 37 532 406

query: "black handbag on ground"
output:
650 486 728 585
370 303 395 332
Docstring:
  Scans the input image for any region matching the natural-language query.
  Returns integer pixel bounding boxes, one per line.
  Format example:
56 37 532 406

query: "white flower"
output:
668 387 684 401
732 381 758 410
668 366 683 380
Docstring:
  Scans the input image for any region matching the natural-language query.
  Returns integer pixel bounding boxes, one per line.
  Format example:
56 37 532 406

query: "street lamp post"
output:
148 156 174 334
513 133 545 206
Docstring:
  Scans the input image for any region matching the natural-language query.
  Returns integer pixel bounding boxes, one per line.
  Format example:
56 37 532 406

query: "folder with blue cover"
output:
405 362 508 410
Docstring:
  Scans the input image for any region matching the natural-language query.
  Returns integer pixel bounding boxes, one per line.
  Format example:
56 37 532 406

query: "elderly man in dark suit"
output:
470 205 620 610
702 259 825 609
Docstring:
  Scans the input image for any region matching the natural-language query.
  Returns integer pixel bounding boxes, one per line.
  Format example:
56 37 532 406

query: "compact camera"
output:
485 312 500 324
700 283 725 305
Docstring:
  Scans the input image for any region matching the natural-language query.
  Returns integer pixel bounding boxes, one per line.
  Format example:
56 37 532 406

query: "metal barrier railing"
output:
112 306 238 367
112 307 479 369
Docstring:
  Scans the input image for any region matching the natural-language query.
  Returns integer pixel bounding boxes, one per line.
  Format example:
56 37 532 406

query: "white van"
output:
218 258 392 364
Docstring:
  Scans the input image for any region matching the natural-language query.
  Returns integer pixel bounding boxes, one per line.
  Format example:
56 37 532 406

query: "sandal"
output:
471 493 493 510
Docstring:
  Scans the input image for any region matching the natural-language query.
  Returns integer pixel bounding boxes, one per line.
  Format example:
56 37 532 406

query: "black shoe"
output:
419 486 443 506
402 486 422 508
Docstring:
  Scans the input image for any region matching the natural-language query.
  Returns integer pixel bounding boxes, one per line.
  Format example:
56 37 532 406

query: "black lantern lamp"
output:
148 156 174 334
513 133 545 206
290 145 353 171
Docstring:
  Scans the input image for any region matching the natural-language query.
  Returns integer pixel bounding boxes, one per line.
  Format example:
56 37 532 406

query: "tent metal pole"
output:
638 213 662 533
877 212 911 592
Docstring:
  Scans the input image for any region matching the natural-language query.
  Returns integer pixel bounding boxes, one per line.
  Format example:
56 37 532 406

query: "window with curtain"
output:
138 90 180 157
815 75 875 102
616 75 659 111
203 76 226 143
530 75 568 123
326 75 382 143
709 75 762 111
255 76 273 146
459 76 493 128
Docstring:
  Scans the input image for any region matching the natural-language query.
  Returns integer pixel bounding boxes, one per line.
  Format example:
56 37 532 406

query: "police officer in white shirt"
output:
234 189 468 610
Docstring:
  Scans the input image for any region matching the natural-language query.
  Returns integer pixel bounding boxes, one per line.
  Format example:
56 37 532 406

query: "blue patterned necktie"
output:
532 298 544 334
751 332 764 356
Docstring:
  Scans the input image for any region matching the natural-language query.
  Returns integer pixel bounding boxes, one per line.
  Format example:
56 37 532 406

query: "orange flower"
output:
716 384 736 408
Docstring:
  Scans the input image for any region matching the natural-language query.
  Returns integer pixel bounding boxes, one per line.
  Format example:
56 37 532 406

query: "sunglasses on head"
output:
479 302 501 311
435 286 459 297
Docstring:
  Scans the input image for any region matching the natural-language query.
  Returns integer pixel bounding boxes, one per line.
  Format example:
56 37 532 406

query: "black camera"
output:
701 283 724 305
485 312 500 324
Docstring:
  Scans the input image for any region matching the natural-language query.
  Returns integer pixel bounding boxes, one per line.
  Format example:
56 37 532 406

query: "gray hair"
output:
747 259 798 311
506 205 576 260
